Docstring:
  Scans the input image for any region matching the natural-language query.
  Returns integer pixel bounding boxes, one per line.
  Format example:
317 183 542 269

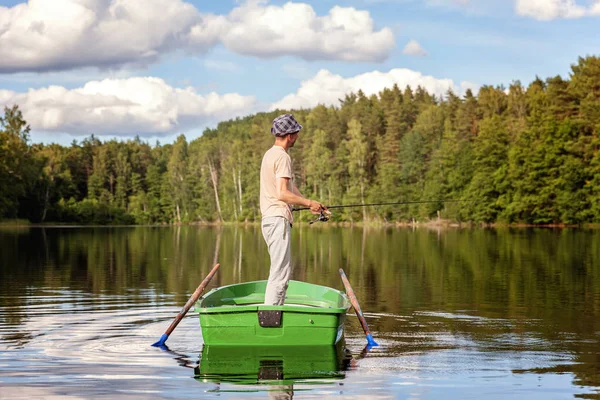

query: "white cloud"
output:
0 0 395 73
2 68 481 139
403 40 428 57
271 69 478 110
0 0 201 73
0 77 257 136
190 2 395 62
515 0 586 20
590 1 600 14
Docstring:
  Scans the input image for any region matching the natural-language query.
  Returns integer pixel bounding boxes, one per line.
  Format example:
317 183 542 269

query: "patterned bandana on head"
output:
271 114 303 137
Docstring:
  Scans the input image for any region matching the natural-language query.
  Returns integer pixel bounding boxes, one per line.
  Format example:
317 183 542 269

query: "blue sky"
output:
0 0 599 145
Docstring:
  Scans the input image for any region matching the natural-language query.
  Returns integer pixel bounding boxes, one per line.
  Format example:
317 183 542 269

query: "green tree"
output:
36 144 74 222
398 130 427 219
464 115 509 223
305 129 333 201
0 105 36 218
374 86 403 220
114 146 131 210
344 119 369 221
167 135 190 223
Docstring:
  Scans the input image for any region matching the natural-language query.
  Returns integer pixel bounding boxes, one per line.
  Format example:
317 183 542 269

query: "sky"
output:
0 0 599 145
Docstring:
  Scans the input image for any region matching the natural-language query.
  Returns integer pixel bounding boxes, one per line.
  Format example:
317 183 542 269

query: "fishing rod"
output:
292 199 472 224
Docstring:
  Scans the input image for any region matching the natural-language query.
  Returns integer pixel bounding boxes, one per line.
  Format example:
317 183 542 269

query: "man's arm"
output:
278 177 327 214
292 184 302 197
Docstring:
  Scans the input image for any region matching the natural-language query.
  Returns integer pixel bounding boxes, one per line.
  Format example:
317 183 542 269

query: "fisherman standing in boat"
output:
260 113 329 305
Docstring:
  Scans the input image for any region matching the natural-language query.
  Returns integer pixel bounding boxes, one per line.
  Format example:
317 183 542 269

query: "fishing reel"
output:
309 209 330 224
290 205 331 224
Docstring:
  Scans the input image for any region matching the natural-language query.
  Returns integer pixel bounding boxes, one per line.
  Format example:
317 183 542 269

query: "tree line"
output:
1 56 599 225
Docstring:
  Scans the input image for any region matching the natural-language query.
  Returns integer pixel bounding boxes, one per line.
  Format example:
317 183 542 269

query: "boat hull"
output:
196 280 350 346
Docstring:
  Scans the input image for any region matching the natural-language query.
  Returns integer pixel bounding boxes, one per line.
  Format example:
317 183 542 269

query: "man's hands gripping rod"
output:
293 201 331 224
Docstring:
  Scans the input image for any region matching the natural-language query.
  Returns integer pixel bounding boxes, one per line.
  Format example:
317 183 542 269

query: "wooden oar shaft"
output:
339 268 378 347
152 263 220 347
164 263 220 335
339 269 371 335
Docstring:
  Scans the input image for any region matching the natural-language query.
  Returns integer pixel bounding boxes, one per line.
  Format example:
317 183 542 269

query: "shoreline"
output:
2 219 598 229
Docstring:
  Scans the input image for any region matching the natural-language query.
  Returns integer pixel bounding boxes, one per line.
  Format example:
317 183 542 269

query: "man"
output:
260 113 329 305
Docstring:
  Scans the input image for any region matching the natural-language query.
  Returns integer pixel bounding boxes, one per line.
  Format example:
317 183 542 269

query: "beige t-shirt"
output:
260 145 294 223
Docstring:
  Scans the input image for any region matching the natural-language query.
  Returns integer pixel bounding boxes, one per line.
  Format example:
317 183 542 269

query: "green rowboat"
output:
196 280 350 346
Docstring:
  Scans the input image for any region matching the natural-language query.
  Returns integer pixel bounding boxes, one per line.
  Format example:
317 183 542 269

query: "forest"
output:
1 56 599 225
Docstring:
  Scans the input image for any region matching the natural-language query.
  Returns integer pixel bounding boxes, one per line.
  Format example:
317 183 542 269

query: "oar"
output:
152 263 221 348
339 268 378 347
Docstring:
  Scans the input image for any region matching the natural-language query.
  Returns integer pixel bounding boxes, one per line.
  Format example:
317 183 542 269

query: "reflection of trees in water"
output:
232 227 243 283
2 226 599 317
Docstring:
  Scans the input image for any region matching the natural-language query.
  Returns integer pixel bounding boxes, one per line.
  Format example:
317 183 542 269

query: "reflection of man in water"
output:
268 385 293 400
260 358 293 399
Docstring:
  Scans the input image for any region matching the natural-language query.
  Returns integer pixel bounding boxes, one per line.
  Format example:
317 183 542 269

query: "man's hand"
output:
308 200 330 215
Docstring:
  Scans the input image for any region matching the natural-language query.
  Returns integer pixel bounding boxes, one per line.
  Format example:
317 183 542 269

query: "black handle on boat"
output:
152 263 221 348
339 268 378 348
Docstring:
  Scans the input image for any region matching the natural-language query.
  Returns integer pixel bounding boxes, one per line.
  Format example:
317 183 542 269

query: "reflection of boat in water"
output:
194 342 351 385
196 280 350 346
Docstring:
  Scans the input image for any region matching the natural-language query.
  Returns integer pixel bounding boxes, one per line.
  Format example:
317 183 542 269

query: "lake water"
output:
1 226 599 399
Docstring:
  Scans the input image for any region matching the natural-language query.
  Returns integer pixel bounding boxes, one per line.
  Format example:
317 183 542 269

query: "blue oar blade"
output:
366 333 378 347
151 333 168 347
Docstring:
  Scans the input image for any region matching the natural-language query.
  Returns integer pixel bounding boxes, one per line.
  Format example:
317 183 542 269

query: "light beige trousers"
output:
261 216 292 305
